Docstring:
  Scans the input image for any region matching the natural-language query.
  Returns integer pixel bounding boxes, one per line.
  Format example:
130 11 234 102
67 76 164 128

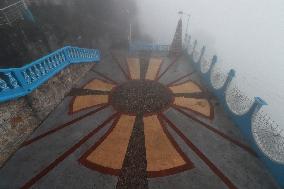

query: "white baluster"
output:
52 57 57 68
0 78 9 91
23 70 32 84
28 68 37 81
39 63 46 75
48 58 53 69
34 65 41 78
6 72 19 88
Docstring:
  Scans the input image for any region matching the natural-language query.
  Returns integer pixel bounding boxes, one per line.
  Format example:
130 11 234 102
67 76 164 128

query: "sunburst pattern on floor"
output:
69 56 213 177
19 54 258 189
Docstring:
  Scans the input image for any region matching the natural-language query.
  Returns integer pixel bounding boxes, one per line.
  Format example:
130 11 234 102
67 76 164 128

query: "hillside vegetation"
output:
0 0 139 68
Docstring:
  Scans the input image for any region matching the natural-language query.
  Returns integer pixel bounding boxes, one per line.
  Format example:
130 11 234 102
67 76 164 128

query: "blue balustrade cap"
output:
254 97 268 106
228 69 236 77
212 55 218 64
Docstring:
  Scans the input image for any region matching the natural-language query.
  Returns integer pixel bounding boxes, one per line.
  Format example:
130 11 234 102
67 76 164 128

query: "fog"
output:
135 0 284 129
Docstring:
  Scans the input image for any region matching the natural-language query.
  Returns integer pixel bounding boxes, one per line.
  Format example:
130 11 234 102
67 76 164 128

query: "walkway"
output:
0 50 280 189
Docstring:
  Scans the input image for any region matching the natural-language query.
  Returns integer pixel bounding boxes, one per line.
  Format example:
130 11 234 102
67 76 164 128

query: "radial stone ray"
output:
139 51 151 79
116 114 148 189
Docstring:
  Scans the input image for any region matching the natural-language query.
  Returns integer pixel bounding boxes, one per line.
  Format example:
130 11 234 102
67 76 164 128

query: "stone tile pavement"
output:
0 51 280 189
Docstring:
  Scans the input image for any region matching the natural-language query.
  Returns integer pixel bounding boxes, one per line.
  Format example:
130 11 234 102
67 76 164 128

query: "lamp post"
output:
178 11 190 49
125 9 132 46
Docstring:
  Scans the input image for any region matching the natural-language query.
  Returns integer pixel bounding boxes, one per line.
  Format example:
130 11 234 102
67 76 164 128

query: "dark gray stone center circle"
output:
110 80 173 115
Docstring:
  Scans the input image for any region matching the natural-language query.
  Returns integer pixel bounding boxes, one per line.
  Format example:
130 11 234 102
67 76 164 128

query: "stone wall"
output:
0 62 94 166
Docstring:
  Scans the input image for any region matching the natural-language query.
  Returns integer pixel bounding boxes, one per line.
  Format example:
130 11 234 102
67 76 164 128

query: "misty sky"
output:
135 0 284 128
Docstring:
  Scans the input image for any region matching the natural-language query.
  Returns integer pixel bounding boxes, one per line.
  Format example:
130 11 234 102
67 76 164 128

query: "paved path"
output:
0 51 280 189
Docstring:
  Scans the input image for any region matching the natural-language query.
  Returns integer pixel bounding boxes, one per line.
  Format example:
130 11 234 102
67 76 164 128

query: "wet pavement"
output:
0 50 280 189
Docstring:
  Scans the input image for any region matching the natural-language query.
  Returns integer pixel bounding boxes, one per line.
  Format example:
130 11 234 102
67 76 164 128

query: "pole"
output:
129 23 132 44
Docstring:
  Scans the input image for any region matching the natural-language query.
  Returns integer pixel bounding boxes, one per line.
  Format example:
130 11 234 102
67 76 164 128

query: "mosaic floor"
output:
0 51 280 189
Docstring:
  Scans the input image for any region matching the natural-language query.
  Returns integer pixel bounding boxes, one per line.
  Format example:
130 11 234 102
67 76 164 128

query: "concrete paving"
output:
0 51 280 189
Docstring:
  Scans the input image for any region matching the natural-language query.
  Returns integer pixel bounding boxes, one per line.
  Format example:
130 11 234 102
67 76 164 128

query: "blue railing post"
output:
204 55 217 90
197 46 206 72
235 97 268 140
248 97 268 117
191 40 197 56
197 46 206 65
214 69 235 105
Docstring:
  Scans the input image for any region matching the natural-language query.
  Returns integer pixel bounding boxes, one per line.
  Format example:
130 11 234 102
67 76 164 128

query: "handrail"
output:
0 46 100 102
129 41 170 53
186 38 284 188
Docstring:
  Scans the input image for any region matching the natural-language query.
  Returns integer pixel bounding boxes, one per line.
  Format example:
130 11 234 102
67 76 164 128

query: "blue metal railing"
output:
0 46 100 102
129 41 170 53
186 40 284 188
